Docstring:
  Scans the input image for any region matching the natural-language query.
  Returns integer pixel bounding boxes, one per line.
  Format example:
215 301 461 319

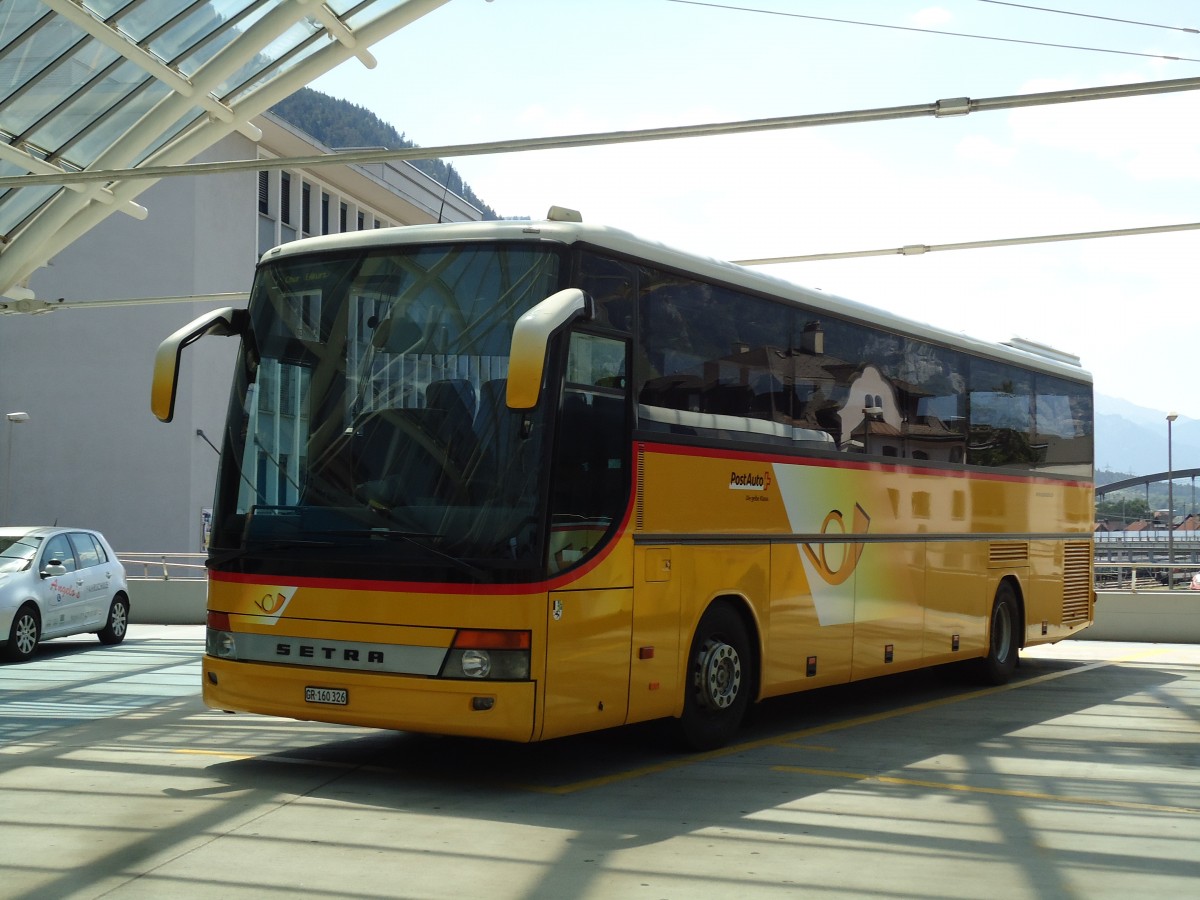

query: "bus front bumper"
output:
202 656 538 743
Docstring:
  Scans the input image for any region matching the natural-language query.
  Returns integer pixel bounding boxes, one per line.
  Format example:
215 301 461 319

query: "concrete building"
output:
0 112 484 555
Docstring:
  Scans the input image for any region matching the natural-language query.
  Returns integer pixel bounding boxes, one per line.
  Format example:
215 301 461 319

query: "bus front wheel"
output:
978 581 1020 685
677 603 754 751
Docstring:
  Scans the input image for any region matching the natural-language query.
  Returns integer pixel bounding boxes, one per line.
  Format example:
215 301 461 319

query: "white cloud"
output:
910 7 953 27
955 134 1016 166
1007 87 1200 182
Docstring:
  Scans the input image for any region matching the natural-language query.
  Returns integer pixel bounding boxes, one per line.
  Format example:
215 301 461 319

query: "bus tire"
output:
677 602 754 751
977 581 1020 685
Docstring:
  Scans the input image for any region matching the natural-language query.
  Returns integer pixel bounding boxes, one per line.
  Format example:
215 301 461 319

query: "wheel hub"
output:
15 615 37 654
696 639 742 709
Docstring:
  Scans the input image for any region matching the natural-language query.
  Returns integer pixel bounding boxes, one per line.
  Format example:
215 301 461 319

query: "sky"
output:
312 0 1200 417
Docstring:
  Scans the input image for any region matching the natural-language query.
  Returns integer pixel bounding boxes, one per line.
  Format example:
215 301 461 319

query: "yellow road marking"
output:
769 765 1200 816
173 749 252 759
520 646 1178 794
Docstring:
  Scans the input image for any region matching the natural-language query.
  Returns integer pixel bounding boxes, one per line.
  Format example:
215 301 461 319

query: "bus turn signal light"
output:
452 629 531 650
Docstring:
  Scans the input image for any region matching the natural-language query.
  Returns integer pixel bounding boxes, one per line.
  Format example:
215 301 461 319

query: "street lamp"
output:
1167 412 1178 590
4 411 30 524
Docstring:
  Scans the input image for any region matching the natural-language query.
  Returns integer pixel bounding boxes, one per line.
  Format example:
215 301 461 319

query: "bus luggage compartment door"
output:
540 588 632 740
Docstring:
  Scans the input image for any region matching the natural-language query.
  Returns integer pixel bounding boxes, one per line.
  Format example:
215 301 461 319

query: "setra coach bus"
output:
152 208 1094 749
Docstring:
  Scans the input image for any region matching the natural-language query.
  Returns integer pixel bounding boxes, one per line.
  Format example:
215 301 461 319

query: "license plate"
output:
305 686 348 705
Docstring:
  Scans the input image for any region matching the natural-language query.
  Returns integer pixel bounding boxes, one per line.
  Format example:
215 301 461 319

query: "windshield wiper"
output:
207 539 337 568
313 527 488 581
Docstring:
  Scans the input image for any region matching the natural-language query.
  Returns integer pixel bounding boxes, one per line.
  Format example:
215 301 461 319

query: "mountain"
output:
1095 394 1200 480
270 88 499 220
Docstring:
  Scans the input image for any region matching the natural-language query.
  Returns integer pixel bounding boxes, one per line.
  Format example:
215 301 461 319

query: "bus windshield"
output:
209 241 563 583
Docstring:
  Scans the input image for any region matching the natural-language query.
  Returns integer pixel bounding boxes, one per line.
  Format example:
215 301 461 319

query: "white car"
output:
0 526 129 662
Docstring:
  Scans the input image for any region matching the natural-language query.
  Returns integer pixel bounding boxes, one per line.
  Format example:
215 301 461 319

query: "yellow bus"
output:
153 208 1093 749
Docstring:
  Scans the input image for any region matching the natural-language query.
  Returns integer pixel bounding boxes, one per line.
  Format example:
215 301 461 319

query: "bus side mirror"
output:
506 289 594 410
151 307 257 423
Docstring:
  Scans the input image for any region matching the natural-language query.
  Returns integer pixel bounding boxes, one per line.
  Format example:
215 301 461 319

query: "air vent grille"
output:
1062 540 1092 623
635 444 646 531
990 541 1029 565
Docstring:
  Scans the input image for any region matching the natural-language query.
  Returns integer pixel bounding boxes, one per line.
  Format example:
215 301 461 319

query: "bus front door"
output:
540 588 632 740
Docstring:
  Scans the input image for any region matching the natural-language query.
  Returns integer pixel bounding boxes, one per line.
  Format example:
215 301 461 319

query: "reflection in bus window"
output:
550 331 629 573
628 257 1096 472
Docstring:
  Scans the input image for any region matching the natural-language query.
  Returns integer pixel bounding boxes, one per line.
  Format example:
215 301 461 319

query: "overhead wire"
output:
731 222 1200 266
4 76 1200 190
664 0 1200 63
972 1 1199 34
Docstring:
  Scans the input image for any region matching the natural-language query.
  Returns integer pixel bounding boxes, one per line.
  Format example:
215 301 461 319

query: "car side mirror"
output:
40 561 67 579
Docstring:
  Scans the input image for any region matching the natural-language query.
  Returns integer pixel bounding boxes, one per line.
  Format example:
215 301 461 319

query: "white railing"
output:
1095 530 1200 543
118 552 207 581
1094 560 1200 593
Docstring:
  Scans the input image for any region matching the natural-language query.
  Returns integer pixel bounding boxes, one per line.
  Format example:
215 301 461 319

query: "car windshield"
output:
209 241 563 583
0 534 41 574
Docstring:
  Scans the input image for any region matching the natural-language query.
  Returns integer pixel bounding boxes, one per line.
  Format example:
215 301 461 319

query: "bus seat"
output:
426 379 477 421
554 393 626 520
426 379 479 473
475 379 508 441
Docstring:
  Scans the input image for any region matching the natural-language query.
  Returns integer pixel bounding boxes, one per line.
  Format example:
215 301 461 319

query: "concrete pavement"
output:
0 628 1197 899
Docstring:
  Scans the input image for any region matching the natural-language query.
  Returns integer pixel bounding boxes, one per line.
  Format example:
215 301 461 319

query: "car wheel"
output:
977 581 1020 685
3 604 41 663
676 602 755 751
97 594 130 645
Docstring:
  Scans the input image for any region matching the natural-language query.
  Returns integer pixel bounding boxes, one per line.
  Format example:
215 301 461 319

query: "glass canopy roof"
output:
0 0 451 305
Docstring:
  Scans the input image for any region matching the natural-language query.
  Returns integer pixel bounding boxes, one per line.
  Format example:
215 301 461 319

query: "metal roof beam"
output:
0 0 453 294
0 140 148 219
0 291 251 315
299 0 378 69
37 0 260 141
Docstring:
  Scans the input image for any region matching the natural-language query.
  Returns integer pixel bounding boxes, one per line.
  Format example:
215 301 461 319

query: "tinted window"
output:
636 268 832 448
1036 374 1093 471
42 534 76 572
629 261 1088 470
69 532 104 568
577 252 636 332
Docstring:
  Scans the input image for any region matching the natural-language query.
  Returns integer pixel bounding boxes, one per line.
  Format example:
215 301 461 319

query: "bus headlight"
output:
461 649 491 678
440 629 531 680
206 629 237 659
206 611 238 659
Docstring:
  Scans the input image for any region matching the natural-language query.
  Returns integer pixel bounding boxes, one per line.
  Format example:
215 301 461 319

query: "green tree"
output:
1096 495 1152 524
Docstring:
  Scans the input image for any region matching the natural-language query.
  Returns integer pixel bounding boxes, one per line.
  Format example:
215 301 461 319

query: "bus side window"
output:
552 333 630 541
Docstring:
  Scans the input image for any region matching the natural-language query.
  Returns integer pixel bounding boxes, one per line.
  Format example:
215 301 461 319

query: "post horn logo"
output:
801 503 871 585
256 592 288 614
253 586 297 622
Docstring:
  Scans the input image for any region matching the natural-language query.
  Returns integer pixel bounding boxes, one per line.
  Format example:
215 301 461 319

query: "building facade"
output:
0 113 484 555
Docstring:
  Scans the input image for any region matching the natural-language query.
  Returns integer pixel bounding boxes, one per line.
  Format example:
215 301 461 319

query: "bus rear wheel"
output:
978 581 1020 685
677 603 754 751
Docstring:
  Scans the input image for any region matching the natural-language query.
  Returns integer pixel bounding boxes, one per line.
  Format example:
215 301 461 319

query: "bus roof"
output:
259 215 1092 384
